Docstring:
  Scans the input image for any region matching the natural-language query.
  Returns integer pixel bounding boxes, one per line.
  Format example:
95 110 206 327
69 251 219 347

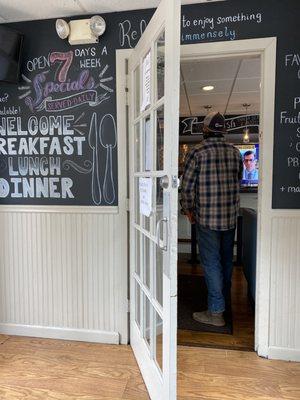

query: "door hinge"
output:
126 198 130 211
125 87 129 106
125 58 129 106
125 86 129 106
127 299 130 313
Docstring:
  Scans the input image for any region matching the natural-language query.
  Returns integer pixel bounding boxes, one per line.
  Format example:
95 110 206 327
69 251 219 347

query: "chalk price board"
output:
272 51 300 207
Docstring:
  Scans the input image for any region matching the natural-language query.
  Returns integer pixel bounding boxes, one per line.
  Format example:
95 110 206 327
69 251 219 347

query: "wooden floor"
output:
177 346 300 400
0 335 299 399
0 335 147 400
178 255 255 351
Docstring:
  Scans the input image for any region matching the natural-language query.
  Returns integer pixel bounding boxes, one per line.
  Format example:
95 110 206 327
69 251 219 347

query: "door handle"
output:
160 175 169 189
156 217 168 251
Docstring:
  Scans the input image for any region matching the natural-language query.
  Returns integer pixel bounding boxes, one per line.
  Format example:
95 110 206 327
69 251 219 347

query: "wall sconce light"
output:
56 16 106 45
203 105 213 113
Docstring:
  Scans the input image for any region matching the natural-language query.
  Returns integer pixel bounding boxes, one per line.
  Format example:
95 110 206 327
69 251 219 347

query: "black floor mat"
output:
178 274 233 334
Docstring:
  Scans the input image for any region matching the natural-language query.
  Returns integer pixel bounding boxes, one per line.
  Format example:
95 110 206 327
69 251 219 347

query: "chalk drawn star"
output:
18 74 32 99
73 112 87 136
95 64 114 93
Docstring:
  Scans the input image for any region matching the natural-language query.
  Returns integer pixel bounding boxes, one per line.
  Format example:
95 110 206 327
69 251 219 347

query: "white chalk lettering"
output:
26 55 50 72
79 58 101 69
8 177 74 198
0 115 75 136
287 157 299 167
280 111 300 124
288 186 300 193
294 97 300 110
0 136 85 156
0 178 9 197
8 156 61 176
285 53 300 67
119 19 147 48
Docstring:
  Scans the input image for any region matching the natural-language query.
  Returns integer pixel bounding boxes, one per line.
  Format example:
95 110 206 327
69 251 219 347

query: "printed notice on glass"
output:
139 177 152 217
141 51 151 112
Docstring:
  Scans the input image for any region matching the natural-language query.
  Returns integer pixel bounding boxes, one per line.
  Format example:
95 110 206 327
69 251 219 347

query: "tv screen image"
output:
237 144 259 187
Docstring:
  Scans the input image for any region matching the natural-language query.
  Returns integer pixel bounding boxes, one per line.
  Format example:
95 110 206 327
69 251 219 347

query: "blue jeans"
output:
196 225 236 313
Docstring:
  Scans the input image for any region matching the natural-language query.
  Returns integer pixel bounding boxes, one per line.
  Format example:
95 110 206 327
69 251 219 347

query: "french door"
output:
128 0 181 399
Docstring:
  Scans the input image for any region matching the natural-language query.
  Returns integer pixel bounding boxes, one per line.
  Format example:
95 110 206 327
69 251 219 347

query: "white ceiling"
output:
180 56 261 116
0 0 255 118
0 0 219 23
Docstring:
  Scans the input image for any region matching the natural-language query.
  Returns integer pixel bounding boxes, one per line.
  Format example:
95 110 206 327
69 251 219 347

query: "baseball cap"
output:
203 112 226 134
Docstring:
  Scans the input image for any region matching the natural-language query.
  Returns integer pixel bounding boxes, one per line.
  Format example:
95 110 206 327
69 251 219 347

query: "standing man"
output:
181 112 243 327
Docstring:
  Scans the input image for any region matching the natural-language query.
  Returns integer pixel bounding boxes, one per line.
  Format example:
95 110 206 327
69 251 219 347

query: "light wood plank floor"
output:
0 335 299 399
178 255 255 351
177 346 300 400
0 335 148 400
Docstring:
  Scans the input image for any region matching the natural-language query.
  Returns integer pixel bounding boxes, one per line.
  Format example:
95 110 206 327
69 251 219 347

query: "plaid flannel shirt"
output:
181 137 243 231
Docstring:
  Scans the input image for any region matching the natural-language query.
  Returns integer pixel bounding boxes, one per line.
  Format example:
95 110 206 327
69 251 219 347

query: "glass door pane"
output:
134 66 140 118
156 31 165 100
156 106 164 171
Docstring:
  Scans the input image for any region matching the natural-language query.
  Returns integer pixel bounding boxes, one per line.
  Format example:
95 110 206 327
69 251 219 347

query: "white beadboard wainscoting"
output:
268 217 300 361
0 207 128 344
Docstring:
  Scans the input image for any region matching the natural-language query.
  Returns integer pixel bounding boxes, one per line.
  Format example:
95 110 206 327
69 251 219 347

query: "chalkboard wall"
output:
179 115 259 136
180 0 300 209
0 10 153 205
0 0 299 208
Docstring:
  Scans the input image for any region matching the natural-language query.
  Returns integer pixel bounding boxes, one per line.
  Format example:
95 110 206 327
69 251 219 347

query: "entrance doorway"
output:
177 53 261 351
117 35 276 400
177 39 276 360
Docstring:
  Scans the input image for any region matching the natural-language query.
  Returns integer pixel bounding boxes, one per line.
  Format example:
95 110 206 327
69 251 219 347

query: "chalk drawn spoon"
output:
99 114 117 205
88 112 102 205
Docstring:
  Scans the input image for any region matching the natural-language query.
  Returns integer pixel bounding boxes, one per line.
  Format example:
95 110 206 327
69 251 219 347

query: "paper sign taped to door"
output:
139 177 152 217
141 51 151 112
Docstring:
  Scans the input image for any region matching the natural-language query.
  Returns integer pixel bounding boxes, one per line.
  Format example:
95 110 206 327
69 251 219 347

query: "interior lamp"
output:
55 16 106 45
90 16 106 37
243 128 250 144
242 103 251 144
203 105 212 113
56 19 70 39
202 85 214 91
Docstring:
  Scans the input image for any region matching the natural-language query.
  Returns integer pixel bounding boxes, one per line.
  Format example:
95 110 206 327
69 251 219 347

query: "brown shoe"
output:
193 310 225 327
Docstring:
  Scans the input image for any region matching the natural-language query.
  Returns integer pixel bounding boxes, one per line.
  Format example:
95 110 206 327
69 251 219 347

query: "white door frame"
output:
118 37 277 360
116 48 133 345
116 38 276 357
180 37 277 357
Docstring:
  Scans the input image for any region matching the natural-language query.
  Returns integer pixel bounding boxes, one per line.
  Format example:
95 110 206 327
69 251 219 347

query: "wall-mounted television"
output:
236 144 259 188
0 25 23 83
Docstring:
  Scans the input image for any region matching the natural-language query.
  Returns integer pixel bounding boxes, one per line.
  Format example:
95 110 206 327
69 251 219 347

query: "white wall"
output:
0 207 128 344
0 49 129 347
268 217 300 361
